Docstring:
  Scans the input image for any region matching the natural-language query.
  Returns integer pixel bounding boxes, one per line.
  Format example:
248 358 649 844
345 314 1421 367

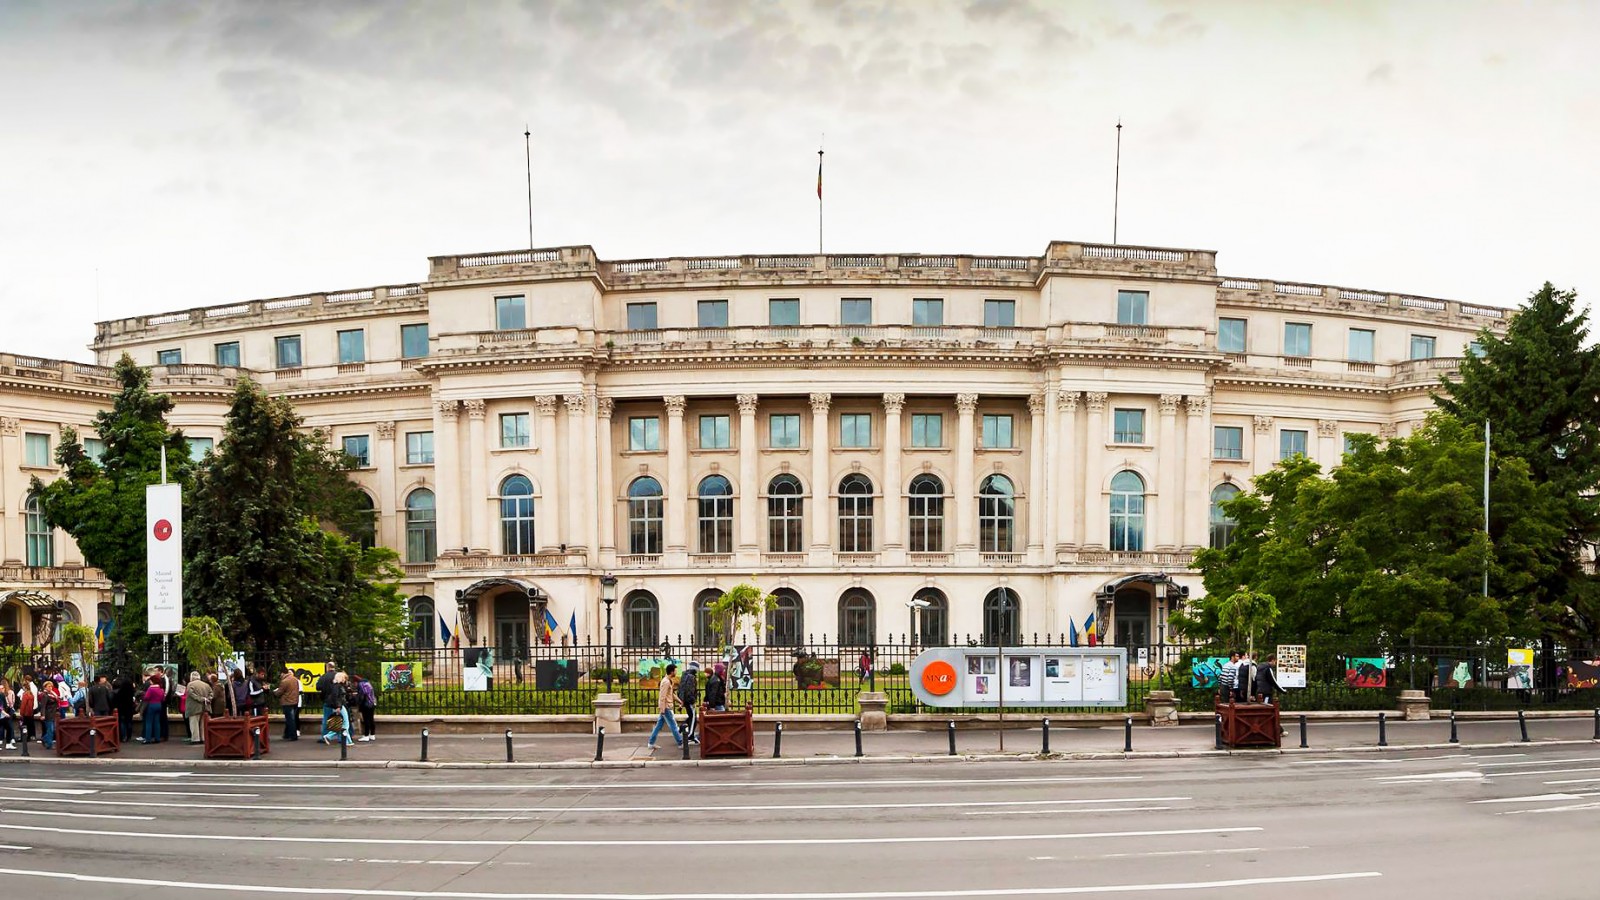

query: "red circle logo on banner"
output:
921 660 958 696
153 519 173 541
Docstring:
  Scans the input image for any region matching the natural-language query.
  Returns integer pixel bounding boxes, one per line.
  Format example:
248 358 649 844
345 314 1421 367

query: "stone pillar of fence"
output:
1397 689 1430 721
1145 690 1179 726
593 693 625 735
858 692 889 732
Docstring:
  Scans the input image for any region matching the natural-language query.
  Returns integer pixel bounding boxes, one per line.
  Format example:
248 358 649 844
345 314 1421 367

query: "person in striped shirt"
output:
1218 651 1240 703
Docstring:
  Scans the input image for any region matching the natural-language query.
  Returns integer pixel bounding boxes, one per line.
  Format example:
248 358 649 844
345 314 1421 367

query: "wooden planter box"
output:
698 704 754 758
1217 701 1282 748
204 715 272 759
55 715 121 757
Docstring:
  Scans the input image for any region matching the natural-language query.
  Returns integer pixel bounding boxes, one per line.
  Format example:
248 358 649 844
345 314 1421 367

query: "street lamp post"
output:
109 582 126 679
600 574 618 692
996 588 1013 752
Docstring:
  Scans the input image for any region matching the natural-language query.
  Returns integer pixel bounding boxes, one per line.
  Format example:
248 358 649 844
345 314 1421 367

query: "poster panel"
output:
1506 648 1534 690
1190 656 1230 689
1276 645 1307 689
1004 654 1043 703
380 661 416 690
961 654 998 704
1345 657 1387 688
1436 657 1475 689
288 662 326 693
1566 660 1600 690
792 653 840 689
1082 656 1120 702
145 482 183 634
534 659 578 690
1040 656 1082 703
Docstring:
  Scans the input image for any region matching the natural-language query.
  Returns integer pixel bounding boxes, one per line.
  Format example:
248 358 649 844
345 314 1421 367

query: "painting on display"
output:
792 652 840 689
463 647 494 692
1436 658 1476 689
380 661 415 691
1004 655 1042 702
1041 657 1082 703
288 662 326 693
1565 660 1600 690
1276 645 1307 689
961 655 998 704
1189 656 1231 690
1344 657 1387 688
635 656 680 691
534 659 578 691
725 645 755 691
1081 656 1120 702
1506 649 1534 691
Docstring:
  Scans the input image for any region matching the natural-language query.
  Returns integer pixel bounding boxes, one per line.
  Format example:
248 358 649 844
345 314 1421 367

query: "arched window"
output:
697 475 734 554
352 491 377 551
627 477 664 555
407 596 436 649
838 474 874 553
499 475 536 554
907 475 944 553
24 493 52 567
910 587 948 646
978 474 1016 553
767 588 804 647
1209 483 1242 550
623 590 659 648
694 589 721 645
838 589 876 646
767 475 804 553
982 588 1021 645
404 489 436 563
1109 471 1146 552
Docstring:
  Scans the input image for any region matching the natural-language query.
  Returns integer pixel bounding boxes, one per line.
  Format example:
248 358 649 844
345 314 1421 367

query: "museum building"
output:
0 240 1504 655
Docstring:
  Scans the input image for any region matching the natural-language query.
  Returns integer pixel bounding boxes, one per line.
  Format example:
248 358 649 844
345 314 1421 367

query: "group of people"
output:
1217 650 1280 705
645 660 730 751
310 667 380 746
0 668 119 749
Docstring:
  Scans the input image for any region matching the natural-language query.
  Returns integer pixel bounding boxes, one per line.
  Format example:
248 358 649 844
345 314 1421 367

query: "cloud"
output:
1366 62 1395 85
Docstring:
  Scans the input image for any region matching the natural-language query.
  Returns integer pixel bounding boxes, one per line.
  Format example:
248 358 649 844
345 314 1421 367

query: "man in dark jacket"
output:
112 676 136 741
315 667 337 740
677 664 701 745
1254 654 1280 706
704 663 728 712
86 675 113 718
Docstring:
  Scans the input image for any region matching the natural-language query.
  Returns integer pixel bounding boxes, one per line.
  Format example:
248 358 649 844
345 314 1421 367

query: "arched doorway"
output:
455 578 545 653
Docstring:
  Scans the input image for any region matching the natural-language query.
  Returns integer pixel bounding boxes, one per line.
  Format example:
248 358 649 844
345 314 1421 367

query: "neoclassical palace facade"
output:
0 240 1504 655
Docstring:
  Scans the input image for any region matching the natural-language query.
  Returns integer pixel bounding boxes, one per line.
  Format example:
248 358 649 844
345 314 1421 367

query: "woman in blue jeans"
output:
646 664 683 750
140 677 166 744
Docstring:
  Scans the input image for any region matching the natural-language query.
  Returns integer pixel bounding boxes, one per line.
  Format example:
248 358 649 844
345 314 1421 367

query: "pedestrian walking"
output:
704 662 728 712
275 665 301 741
315 666 337 739
1255 654 1280 706
1235 651 1255 704
353 674 377 742
0 678 15 749
87 674 113 718
646 663 684 751
17 675 38 745
113 675 136 742
138 675 165 744
320 672 353 746
184 671 212 744
40 678 60 749
1217 651 1239 704
677 663 701 745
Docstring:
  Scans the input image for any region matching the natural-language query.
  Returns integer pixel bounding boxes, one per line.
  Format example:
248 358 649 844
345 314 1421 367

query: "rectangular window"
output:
769 298 800 326
911 413 943 448
1116 290 1149 325
699 414 731 449
495 296 526 330
1348 328 1375 362
1467 340 1484 358
1284 322 1312 357
24 432 50 467
984 299 1016 328
839 413 872 448
187 437 214 462
1280 429 1309 460
500 413 531 448
629 416 661 452
214 342 241 367
769 414 801 449
1112 408 1146 444
840 298 872 326
1213 426 1244 460
337 328 366 364
274 335 302 368
1410 334 1437 359
82 437 105 464
401 323 429 359
1343 433 1368 455
405 431 434 465
697 299 729 328
981 414 1014 449
341 435 370 467
912 298 944 326
626 302 658 330
1218 317 1247 353
157 349 182 365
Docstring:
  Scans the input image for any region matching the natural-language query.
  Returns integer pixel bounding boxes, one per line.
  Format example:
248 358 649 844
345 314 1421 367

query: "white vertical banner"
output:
146 482 183 634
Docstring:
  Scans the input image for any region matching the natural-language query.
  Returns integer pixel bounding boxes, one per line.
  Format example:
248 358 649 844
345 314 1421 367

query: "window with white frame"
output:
629 416 661 452
500 413 531 448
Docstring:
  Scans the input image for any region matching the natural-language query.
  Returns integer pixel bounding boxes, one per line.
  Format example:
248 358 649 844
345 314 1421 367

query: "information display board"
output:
909 646 1128 708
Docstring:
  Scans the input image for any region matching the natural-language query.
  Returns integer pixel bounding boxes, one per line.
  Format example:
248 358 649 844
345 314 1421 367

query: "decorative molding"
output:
882 392 906 415
1317 419 1338 438
0 417 17 436
1253 415 1274 433
664 395 687 416
1158 394 1182 416
1184 394 1209 417
596 396 615 419
955 393 979 414
375 421 396 440
563 394 586 415
1057 391 1081 413
463 398 487 420
1027 393 1045 416
533 396 559 416
437 399 460 421
1085 392 1108 412
1378 423 1398 439
737 393 760 415
808 392 831 415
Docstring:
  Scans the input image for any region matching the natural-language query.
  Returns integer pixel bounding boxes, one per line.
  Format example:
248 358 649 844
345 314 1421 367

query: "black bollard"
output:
507 730 516 763
251 727 262 761
1214 713 1224 750
682 730 690 760
340 735 348 761
1123 716 1133 752
594 727 605 762
1378 712 1388 747
947 719 957 756
1449 711 1459 744
1298 714 1308 749
420 728 430 763
1041 717 1051 755
19 730 28 758
1518 709 1530 743
1593 708 1599 741
88 728 98 758
773 722 783 759
854 720 863 758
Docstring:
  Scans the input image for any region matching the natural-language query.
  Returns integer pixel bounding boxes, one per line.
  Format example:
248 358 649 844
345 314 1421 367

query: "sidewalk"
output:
2 714 1595 767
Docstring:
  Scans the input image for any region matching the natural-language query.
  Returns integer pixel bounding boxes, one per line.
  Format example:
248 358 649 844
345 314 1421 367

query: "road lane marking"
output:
1471 793 1585 804
101 772 340 781
1094 846 1309 859
0 809 154 821
964 807 1175 815
1495 801 1600 815
1485 767 1600 778
0 821 1261 848
0 844 30 850
0 774 1141 792
0 866 1382 897
0 787 97 795
1372 771 1484 783
1473 756 1600 767
98 791 259 798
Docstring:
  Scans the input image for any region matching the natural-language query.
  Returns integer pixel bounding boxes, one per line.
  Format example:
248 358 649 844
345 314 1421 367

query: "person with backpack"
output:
677 663 701 745
315 666 338 739
646 663 684 752
704 663 728 713
320 672 353 746
353 674 378 742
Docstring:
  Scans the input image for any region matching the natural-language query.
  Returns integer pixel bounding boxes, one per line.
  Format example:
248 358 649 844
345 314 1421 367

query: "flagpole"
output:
817 138 824 255
524 125 534 250
1112 119 1123 245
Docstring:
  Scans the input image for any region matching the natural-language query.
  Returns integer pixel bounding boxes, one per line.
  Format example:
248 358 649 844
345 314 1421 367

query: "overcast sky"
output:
2 0 1596 362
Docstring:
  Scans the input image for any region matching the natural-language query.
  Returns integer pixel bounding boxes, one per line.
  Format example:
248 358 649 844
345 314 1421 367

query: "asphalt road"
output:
1 744 1598 898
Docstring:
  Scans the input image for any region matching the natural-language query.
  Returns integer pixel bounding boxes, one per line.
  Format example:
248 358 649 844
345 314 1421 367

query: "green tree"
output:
1175 585 1278 654
175 615 234 674
708 582 777 649
1437 283 1600 642
33 354 192 657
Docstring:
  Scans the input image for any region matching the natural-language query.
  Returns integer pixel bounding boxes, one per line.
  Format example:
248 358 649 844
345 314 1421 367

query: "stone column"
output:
1057 391 1081 548
665 395 688 553
808 393 832 552
564 394 587 553
1156 394 1181 550
881 393 905 551
737 394 760 554
433 399 463 555
464 399 489 553
582 391 600 557
954 393 978 551
535 396 562 551
374 421 397 550
1083 392 1108 548
1183 395 1210 549
1027 393 1046 553
596 397 616 558
1317 419 1339 469
1252 415 1274 478
0 417 19 564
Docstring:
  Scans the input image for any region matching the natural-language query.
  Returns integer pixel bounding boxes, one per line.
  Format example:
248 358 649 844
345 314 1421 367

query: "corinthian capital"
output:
437 400 460 421
664 395 687 416
563 394 586 415
737 394 760 415
1085 392 1108 413
809 392 831 415
882 392 906 415
596 396 615 419
534 396 559 417
1185 395 1209 417
955 393 979 415
1253 415 1274 434
464 399 487 420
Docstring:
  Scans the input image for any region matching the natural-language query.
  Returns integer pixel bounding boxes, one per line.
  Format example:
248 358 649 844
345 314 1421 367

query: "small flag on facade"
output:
1068 618 1079 648
1084 613 1098 647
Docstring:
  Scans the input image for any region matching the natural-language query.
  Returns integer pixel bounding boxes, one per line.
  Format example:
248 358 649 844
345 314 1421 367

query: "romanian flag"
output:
541 609 559 645
1084 613 1098 647
94 619 109 652
1068 618 1079 648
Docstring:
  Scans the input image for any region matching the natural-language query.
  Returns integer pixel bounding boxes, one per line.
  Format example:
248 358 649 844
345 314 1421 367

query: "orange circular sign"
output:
921 660 958 696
